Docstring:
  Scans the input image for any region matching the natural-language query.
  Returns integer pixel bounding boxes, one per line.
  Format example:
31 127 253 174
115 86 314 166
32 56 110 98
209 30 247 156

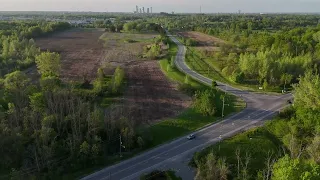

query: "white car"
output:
187 134 196 140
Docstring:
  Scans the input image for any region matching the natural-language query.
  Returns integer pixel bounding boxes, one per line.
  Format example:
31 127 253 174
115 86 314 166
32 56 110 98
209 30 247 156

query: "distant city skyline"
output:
0 0 319 13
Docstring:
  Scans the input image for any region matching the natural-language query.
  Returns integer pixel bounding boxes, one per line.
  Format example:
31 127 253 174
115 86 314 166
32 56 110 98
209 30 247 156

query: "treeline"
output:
151 14 320 32
123 20 162 33
200 25 320 87
0 21 71 39
0 21 71 76
98 19 163 34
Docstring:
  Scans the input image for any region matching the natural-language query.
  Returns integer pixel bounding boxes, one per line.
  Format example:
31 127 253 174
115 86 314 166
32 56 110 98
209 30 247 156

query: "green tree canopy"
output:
293 70 320 110
272 155 320 180
4 71 30 92
35 52 61 78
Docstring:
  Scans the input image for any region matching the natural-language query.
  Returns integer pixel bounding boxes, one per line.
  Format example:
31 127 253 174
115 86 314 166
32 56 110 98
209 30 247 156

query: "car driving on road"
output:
187 134 196 140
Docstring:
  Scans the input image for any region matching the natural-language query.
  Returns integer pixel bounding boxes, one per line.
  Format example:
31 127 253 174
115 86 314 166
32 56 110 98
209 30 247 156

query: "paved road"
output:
82 32 292 180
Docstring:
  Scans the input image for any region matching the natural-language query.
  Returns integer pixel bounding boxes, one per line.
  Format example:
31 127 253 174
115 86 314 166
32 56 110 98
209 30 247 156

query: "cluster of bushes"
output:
143 35 170 59
181 37 198 46
193 89 216 116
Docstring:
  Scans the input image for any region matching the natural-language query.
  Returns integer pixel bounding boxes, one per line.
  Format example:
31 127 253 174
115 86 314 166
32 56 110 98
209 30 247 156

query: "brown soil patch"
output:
122 60 191 124
35 28 106 81
178 31 226 52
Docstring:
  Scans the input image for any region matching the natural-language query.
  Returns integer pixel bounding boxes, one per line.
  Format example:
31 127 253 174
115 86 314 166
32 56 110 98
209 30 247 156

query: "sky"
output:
0 0 319 13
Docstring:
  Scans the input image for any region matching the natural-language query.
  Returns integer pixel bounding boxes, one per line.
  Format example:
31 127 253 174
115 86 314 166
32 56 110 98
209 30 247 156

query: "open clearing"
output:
36 28 106 81
36 29 191 124
178 31 226 52
100 32 191 124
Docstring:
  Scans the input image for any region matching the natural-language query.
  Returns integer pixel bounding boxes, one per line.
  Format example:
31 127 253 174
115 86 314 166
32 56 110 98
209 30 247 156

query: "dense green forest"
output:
0 51 129 179
152 14 320 90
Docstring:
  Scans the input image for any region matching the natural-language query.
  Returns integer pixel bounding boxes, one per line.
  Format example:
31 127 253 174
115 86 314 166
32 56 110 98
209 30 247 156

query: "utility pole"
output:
219 135 222 151
222 96 225 118
119 134 122 157
221 95 229 118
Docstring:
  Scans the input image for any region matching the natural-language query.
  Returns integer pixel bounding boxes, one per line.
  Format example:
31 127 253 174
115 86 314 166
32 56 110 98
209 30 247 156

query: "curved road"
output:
82 32 292 180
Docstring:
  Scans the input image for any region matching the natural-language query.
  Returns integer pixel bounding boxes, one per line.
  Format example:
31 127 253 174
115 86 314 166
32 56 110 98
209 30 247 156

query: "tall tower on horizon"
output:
151 7 153 13
142 7 145 13
136 5 139 13
147 8 150 14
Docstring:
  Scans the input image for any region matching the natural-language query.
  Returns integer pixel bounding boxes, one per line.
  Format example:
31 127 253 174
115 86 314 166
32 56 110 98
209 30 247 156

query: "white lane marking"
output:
120 107 283 180
89 103 284 180
98 103 285 180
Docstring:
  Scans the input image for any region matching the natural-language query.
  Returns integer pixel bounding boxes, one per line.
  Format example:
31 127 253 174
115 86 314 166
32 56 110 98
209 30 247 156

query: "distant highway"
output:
81 31 292 180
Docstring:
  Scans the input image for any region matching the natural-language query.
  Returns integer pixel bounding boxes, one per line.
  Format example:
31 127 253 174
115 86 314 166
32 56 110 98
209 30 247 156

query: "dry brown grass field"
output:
34 29 191 124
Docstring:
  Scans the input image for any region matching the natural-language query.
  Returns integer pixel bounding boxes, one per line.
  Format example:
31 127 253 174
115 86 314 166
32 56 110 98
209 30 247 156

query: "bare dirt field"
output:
100 32 191 124
114 60 191 124
35 29 191 124
35 28 106 81
178 31 226 52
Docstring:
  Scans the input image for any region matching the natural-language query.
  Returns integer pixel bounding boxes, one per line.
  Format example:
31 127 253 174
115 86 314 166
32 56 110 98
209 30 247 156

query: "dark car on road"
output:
187 134 196 140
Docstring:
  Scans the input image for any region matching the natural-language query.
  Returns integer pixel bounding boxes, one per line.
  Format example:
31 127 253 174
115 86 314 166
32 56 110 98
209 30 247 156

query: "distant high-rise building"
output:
136 6 139 13
151 7 153 13
143 7 145 13
140 8 142 13
147 8 150 13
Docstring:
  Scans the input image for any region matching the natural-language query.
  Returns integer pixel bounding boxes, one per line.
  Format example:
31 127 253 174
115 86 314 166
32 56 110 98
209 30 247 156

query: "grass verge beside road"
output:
190 127 283 179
